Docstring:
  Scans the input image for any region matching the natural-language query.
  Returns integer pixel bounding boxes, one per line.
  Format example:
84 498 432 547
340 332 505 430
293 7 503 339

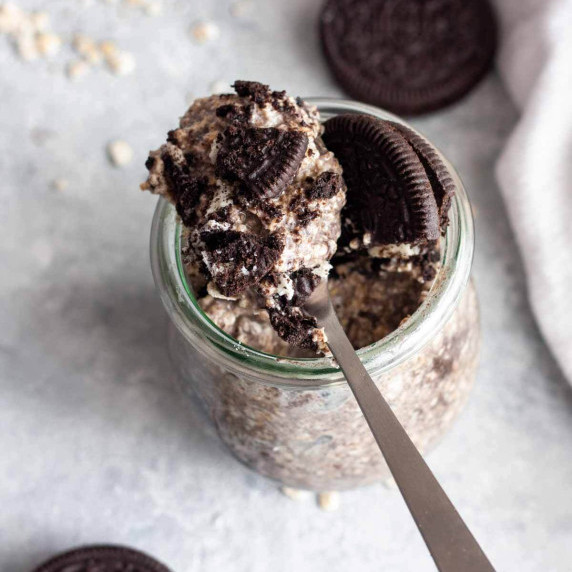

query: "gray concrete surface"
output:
1 1 572 571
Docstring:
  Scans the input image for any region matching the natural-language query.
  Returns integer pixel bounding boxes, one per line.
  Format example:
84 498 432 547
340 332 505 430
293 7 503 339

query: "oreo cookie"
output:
388 121 456 230
320 0 497 115
32 545 171 572
216 124 308 200
323 114 440 247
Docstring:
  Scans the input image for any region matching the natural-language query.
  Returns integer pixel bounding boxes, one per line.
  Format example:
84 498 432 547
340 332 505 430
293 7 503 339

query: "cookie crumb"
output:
107 140 134 167
67 59 90 80
317 491 340 511
190 21 219 44
280 486 312 502
51 178 69 191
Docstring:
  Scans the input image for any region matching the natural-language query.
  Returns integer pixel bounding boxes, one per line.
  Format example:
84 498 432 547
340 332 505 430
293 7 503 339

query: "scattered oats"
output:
17 32 38 60
144 1 162 16
230 0 252 18
190 21 219 44
99 39 118 58
105 49 136 75
1 5 62 62
107 140 134 167
36 32 61 57
0 4 24 35
281 486 312 502
317 491 340 512
29 11 49 31
210 79 229 94
51 178 69 191
67 59 90 80
73 34 102 65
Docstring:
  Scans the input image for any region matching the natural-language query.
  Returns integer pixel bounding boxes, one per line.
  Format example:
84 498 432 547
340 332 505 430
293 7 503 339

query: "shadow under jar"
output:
150 99 480 492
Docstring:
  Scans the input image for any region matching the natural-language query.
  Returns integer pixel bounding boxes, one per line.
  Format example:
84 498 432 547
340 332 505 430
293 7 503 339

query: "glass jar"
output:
150 99 480 491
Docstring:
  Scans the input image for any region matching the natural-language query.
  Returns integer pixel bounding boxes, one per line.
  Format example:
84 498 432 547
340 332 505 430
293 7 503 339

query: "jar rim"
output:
149 97 474 387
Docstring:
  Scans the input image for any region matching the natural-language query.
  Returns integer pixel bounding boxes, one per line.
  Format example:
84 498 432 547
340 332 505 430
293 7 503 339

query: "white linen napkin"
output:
493 0 572 382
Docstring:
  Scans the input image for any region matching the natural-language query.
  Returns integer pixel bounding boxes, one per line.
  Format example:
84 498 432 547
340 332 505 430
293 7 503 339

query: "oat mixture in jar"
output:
149 97 480 491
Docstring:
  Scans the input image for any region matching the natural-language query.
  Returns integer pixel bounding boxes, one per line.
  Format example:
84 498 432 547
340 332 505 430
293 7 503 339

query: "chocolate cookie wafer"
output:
320 0 497 115
388 121 456 230
32 545 171 572
216 124 308 200
323 113 440 249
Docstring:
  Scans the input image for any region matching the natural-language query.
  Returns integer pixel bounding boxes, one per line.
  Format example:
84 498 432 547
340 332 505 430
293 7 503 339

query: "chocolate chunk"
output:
216 104 238 117
201 230 284 297
216 125 308 200
320 0 497 115
32 545 171 572
323 114 440 245
215 103 249 123
388 121 456 230
145 155 156 170
233 80 272 105
306 171 343 200
166 129 178 144
162 154 205 224
267 303 319 351
176 177 207 227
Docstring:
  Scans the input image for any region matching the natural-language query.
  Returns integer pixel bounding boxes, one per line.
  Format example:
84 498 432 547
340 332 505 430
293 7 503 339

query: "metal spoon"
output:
305 280 495 572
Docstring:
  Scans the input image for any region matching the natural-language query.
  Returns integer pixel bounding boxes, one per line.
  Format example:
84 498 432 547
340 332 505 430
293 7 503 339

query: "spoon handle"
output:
317 300 495 572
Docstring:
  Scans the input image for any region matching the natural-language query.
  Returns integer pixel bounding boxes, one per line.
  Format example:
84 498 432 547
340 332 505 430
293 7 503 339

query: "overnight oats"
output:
144 83 479 491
